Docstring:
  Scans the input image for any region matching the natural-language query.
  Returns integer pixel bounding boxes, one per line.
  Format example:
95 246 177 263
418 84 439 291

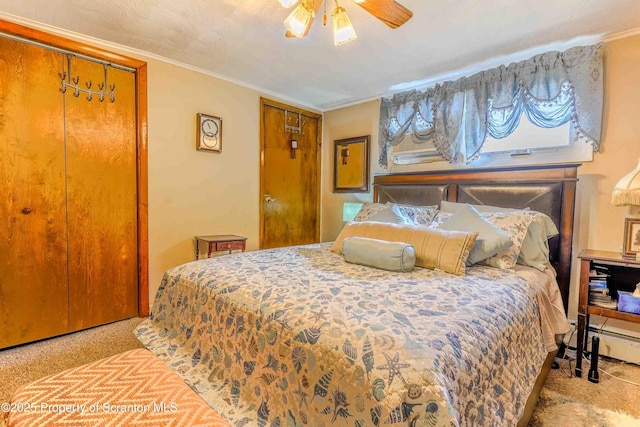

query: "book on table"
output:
589 269 609 278
589 288 609 296
591 300 618 310
589 280 607 289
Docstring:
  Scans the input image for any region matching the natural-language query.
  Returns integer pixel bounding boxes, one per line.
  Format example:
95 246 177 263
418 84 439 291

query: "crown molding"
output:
0 11 322 113
602 26 640 42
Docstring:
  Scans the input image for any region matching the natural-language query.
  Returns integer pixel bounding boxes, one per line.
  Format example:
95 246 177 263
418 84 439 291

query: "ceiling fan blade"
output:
285 0 324 38
355 0 413 29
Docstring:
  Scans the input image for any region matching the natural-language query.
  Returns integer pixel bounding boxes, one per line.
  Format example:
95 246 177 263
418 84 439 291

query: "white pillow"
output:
353 202 388 221
366 204 408 224
428 211 453 228
517 214 558 271
388 203 438 226
439 201 558 271
481 211 538 269
436 204 513 265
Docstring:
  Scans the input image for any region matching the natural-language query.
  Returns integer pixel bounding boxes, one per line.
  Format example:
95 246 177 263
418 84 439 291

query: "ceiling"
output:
0 0 639 111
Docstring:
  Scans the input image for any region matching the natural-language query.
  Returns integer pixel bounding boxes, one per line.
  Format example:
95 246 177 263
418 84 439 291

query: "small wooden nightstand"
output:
194 235 247 260
575 249 640 377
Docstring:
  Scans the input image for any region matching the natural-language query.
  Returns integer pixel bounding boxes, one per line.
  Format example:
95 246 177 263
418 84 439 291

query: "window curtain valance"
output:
378 44 603 167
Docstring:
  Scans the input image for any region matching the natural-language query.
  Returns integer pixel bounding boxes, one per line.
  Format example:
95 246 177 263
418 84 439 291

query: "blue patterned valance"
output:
378 44 603 167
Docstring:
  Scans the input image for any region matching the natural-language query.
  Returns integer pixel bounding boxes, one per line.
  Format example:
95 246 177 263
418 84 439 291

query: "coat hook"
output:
58 61 118 104
284 110 303 134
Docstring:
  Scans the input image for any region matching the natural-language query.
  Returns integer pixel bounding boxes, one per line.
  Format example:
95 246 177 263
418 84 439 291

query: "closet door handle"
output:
21 207 32 215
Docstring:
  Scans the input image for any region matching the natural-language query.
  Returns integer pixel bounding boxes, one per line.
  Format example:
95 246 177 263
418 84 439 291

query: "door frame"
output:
259 97 322 249
0 19 150 317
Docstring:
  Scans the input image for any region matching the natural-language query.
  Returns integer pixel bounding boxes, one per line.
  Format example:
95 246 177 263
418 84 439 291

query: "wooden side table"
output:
195 234 247 259
575 249 640 377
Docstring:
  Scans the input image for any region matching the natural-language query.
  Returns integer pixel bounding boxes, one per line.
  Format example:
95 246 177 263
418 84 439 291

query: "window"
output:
379 44 602 168
389 115 592 170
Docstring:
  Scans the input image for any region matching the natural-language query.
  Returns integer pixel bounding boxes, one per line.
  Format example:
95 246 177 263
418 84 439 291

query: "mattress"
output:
135 243 567 426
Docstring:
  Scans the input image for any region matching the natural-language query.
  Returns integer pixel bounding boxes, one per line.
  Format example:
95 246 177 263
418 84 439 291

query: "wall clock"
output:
196 113 222 152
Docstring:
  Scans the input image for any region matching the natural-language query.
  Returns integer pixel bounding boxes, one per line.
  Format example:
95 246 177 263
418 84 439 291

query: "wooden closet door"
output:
261 101 321 249
0 39 68 348
64 57 138 331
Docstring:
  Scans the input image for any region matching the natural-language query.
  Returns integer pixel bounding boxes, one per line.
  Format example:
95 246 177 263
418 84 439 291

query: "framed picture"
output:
623 218 640 258
196 113 222 152
333 135 370 193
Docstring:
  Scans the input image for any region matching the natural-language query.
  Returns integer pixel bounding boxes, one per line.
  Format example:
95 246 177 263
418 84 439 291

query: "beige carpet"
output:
531 354 640 426
530 389 640 427
1 318 639 426
542 355 640 420
0 318 144 405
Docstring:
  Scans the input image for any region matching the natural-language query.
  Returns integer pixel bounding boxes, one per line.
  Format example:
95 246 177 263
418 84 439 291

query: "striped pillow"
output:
333 221 477 275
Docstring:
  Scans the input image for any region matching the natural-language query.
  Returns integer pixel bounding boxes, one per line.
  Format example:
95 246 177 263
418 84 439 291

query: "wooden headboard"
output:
373 164 579 313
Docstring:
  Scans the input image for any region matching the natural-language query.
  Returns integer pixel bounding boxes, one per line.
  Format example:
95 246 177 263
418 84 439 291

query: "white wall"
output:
146 59 262 301
321 101 382 242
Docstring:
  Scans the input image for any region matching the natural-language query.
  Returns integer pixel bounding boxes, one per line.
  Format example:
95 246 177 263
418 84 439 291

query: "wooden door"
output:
0 39 68 348
65 57 138 331
260 99 322 249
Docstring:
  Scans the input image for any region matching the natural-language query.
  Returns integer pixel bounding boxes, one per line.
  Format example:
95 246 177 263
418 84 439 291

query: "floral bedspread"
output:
135 243 549 427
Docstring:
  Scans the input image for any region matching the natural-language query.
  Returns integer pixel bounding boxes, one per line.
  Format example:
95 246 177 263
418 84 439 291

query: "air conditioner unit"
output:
391 145 443 165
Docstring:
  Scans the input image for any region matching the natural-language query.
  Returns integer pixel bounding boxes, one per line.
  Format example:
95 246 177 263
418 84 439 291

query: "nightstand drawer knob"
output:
21 207 32 215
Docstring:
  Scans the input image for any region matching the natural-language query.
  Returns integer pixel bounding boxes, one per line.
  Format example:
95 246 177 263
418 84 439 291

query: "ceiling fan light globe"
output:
278 0 298 8
352 0 365 3
333 6 357 46
284 2 313 38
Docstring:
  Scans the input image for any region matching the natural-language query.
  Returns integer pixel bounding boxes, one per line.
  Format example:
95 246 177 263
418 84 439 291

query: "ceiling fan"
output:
278 0 413 46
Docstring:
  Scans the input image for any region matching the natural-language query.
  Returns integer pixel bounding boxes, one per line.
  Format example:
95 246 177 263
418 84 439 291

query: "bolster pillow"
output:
342 237 416 273
333 221 478 275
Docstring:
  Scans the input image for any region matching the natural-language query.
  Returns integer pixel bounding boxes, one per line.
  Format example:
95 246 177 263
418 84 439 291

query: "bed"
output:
135 164 578 427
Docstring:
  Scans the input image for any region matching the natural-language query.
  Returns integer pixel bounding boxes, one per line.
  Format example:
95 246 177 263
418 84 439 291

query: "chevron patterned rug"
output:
4 349 230 427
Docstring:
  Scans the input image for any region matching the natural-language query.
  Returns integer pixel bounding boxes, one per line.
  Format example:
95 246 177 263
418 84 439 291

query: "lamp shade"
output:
284 2 313 38
612 158 640 206
342 202 363 222
332 6 357 46
278 0 298 7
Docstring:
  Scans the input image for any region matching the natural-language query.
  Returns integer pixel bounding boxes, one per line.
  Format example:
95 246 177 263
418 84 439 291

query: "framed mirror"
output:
333 135 370 193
